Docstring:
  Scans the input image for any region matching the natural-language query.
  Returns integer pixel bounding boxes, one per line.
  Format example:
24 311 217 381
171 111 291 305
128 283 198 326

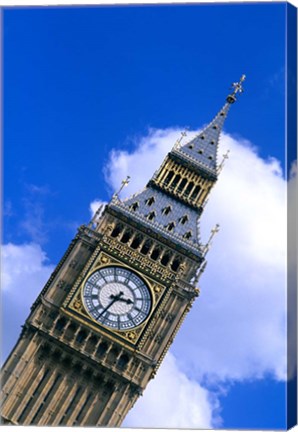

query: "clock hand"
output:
98 291 125 318
117 297 133 305
110 291 124 300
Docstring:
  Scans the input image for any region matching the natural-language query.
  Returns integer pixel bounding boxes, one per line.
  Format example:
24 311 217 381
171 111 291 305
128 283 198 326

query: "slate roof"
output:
123 187 199 240
109 191 203 257
176 102 231 177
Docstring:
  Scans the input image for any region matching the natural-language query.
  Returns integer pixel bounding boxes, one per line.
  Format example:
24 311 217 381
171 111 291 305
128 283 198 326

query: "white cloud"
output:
1 243 54 363
103 128 287 383
123 352 221 429
104 127 183 198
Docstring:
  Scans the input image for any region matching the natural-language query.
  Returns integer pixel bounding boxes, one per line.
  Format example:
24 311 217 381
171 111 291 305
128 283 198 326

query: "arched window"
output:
150 247 161 261
65 323 77 340
120 229 132 244
118 354 130 369
183 231 192 239
147 211 156 221
76 330 87 344
55 317 67 332
162 206 172 215
108 348 119 364
166 222 175 232
184 182 194 197
111 223 123 238
171 174 181 189
177 178 187 193
171 257 181 272
161 251 172 266
130 202 139 211
179 215 189 225
140 239 152 255
164 171 174 186
96 342 108 357
131 234 143 250
86 335 98 350
190 185 201 200
146 196 155 206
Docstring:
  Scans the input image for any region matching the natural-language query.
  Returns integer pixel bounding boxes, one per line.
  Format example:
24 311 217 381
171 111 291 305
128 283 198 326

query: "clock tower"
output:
1 77 245 426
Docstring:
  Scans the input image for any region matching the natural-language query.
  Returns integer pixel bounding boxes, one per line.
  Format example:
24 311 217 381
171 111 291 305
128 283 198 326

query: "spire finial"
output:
113 175 131 199
203 223 220 256
217 149 230 174
88 203 105 228
173 128 188 150
226 74 246 104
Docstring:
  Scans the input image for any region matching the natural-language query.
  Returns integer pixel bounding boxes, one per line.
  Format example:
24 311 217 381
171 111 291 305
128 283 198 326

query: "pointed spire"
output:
174 75 245 178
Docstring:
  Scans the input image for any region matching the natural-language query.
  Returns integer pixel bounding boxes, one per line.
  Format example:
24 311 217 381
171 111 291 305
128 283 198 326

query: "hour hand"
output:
110 291 124 300
118 297 133 305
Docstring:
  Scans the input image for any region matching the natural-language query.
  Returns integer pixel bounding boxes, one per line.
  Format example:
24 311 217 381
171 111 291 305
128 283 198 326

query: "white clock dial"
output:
82 266 152 330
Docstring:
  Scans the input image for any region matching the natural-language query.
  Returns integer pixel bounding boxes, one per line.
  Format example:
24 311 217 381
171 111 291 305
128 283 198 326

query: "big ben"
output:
1 76 245 426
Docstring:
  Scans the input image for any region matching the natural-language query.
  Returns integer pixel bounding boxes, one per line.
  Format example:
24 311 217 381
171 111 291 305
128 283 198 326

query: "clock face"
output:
82 266 152 330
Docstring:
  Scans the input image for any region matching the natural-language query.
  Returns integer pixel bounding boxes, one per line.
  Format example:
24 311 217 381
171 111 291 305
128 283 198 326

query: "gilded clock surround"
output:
64 251 164 345
1 76 245 426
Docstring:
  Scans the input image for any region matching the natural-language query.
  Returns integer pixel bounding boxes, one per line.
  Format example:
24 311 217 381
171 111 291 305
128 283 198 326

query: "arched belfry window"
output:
177 178 187 193
171 174 181 189
164 171 174 186
184 182 194 197
140 239 152 255
146 196 155 206
190 185 201 200
111 223 123 238
161 251 172 266
131 234 143 250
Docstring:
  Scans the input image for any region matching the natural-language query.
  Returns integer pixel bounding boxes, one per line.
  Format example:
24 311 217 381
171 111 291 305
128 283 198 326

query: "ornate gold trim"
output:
65 251 166 346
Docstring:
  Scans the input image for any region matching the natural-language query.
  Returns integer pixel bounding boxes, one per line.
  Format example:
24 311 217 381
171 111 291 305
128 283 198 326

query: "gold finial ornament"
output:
217 149 230 174
226 74 246 104
113 175 131 199
174 129 188 150
203 223 220 255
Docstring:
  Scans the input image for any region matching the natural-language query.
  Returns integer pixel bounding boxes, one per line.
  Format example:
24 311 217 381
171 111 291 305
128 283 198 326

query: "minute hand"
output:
98 292 124 318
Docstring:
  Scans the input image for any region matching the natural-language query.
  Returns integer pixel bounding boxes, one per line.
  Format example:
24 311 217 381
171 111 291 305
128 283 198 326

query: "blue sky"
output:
2 3 292 429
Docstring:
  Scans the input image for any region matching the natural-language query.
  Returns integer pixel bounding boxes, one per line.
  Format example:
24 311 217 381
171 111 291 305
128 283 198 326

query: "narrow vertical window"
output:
179 215 189 225
146 196 155 206
147 211 156 221
130 202 139 211
162 206 172 215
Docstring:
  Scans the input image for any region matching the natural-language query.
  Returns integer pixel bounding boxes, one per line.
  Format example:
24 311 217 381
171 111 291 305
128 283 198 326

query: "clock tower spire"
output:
1 77 245 426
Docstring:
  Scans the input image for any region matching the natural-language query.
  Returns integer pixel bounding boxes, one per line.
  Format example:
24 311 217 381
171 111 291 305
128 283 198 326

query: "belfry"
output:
1 76 245 426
